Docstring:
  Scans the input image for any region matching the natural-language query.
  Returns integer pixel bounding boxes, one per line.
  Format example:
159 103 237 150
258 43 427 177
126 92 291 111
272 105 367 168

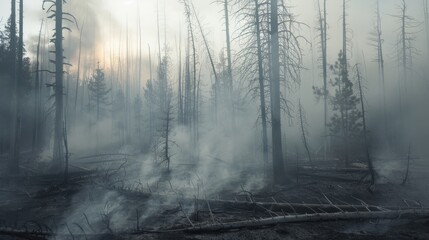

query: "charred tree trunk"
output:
318 0 328 159
298 100 313 168
376 0 387 136
356 65 375 185
9 0 18 174
74 22 84 114
53 0 65 171
178 28 184 124
224 0 235 126
32 20 44 156
270 0 286 183
255 0 269 169
192 3 219 124
342 0 350 166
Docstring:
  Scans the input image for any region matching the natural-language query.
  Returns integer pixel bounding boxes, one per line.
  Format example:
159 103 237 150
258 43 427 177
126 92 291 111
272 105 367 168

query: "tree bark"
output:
32 20 44 156
8 0 18 174
270 0 285 183
356 65 375 185
255 0 269 170
182 209 429 232
53 0 65 171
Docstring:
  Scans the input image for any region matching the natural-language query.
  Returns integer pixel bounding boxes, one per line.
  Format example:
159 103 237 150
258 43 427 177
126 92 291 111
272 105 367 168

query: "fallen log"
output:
110 186 426 214
180 209 429 232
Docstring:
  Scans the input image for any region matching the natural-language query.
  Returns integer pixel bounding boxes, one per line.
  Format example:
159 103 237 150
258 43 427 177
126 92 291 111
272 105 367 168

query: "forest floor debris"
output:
0 156 428 239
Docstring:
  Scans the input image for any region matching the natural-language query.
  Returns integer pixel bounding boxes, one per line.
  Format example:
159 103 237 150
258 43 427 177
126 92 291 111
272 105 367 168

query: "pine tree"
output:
88 64 110 121
329 51 362 165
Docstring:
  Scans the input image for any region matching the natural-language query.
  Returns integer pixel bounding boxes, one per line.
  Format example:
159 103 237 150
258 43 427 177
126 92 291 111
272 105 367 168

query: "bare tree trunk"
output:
32 20 44 156
298 100 313 168
255 0 269 170
356 65 375 185
270 0 285 183
400 0 408 117
342 0 350 166
12 0 24 174
375 0 387 136
192 5 219 125
178 28 184 124
53 0 65 171
125 22 130 145
63 117 69 184
224 0 234 125
74 22 84 113
318 0 328 159
9 0 18 174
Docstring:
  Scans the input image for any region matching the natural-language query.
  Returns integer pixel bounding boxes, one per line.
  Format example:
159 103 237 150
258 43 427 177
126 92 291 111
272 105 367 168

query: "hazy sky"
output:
0 0 426 94
0 0 424 58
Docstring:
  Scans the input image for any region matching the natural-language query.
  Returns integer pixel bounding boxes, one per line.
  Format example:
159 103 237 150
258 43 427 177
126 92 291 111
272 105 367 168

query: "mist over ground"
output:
0 0 429 239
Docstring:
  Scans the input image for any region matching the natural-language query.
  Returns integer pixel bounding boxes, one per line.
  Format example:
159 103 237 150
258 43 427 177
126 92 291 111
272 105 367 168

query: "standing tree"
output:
44 0 65 171
354 64 375 185
329 51 362 166
270 0 285 183
32 20 44 155
8 0 18 174
369 0 387 136
88 64 110 122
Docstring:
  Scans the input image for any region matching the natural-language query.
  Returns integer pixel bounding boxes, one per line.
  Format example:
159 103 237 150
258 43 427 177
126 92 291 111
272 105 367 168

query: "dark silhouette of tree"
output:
270 0 285 183
88 65 110 121
329 51 362 166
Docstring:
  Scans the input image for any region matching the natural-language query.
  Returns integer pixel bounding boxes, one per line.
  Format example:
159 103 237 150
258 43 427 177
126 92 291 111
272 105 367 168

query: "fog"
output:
0 0 429 239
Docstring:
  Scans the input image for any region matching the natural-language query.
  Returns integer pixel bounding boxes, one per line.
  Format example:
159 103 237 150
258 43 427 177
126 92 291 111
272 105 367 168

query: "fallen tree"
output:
109 185 426 214
179 209 429 233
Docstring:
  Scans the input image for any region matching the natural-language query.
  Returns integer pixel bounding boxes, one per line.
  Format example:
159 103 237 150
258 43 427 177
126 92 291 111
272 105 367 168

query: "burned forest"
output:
1 0 429 239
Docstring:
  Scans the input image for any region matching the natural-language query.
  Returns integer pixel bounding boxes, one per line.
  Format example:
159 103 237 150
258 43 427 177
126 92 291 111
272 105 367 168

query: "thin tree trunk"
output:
53 0 65 171
356 65 375 185
342 0 350 166
270 0 285 183
224 0 234 125
178 27 184 124
375 1 387 136
9 0 18 174
12 0 24 174
74 22 84 113
32 20 44 156
298 100 313 169
318 0 328 159
192 3 219 116
255 0 269 170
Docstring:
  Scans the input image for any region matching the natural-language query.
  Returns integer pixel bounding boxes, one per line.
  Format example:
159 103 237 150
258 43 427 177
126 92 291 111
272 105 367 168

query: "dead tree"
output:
318 0 328 158
182 0 198 138
52 0 65 170
43 0 77 171
270 0 285 183
192 3 219 119
32 20 44 156
223 0 235 126
355 64 375 185
298 100 313 168
342 0 350 166
374 0 387 134
8 0 18 174
402 144 411 185
233 0 269 167
392 0 419 142
177 27 184 124
9 0 24 174
74 21 84 113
